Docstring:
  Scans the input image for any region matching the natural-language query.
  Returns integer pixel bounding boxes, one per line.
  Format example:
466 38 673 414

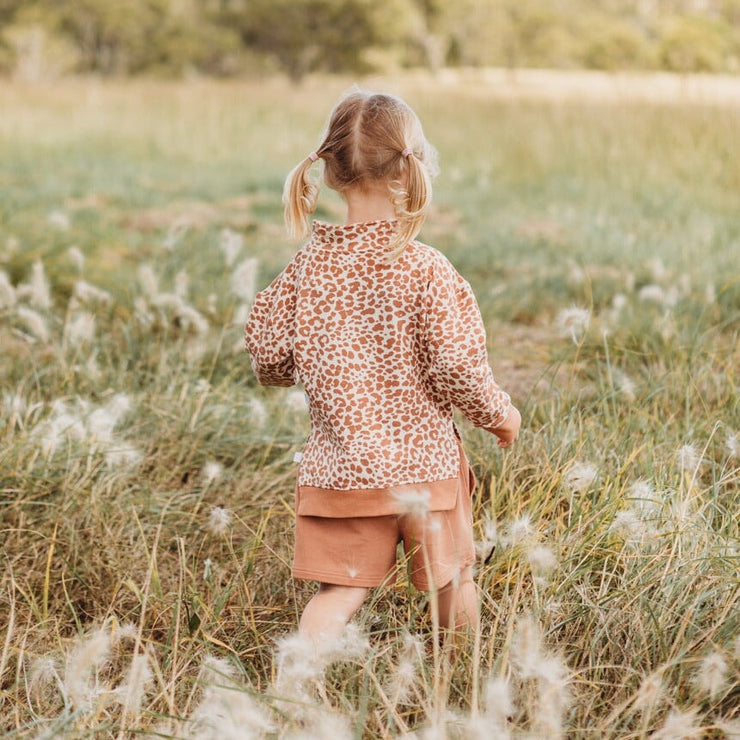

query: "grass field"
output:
0 73 738 738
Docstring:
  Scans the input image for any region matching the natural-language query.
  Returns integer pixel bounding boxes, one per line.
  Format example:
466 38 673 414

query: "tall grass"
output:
0 74 738 738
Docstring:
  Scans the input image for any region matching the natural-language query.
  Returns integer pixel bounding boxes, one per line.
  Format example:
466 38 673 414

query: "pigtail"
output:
282 155 321 241
386 150 433 262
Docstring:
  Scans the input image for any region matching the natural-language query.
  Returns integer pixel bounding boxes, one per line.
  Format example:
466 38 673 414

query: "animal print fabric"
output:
245 219 511 498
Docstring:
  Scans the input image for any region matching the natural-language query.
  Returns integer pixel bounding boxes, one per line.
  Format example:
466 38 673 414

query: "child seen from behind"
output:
245 90 521 644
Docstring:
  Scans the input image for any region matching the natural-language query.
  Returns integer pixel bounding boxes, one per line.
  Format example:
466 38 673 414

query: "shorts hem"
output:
410 555 476 592
292 567 395 588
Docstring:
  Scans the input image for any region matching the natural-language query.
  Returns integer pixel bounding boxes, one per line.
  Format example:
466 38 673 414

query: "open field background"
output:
0 73 739 738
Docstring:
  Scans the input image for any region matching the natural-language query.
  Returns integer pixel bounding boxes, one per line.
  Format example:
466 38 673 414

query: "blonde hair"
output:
283 90 439 261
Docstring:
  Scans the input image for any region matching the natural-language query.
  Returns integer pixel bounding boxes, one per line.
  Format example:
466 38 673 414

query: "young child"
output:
245 90 520 643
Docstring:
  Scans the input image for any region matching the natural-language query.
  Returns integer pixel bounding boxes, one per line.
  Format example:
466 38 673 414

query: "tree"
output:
234 0 412 81
57 0 170 74
659 15 729 71
581 16 656 70
0 0 738 77
0 1 78 79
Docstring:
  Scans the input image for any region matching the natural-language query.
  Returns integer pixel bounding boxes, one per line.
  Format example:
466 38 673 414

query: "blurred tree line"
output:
1 0 739 80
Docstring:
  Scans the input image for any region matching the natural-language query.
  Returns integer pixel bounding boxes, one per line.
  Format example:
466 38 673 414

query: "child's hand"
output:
494 406 521 449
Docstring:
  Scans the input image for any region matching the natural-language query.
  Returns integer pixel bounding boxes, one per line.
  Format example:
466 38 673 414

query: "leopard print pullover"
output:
245 219 511 504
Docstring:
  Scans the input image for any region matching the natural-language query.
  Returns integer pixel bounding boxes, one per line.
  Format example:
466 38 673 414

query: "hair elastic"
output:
401 148 413 158
308 152 319 162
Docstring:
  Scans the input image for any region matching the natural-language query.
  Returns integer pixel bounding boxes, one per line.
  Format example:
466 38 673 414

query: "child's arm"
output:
491 405 521 448
244 259 300 387
423 258 520 446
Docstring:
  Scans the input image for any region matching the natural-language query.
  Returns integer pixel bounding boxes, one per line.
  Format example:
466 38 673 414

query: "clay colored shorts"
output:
292 452 477 590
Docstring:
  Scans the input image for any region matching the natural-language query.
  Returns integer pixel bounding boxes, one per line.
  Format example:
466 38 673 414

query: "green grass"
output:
0 75 738 738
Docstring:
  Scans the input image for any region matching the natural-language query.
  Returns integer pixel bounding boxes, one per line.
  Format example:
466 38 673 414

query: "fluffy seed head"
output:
511 615 544 679
634 672 663 711
219 227 243 266
63 626 112 709
137 264 159 299
248 398 267 429
202 461 224 486
174 270 189 299
527 544 558 578
565 461 597 493
678 443 700 472
614 369 636 401
29 656 59 692
556 306 590 343
609 509 646 545
629 479 659 515
192 655 274 738
26 260 52 310
111 621 139 645
174 301 210 335
693 651 728 699
231 258 258 303
385 631 423 703
47 209 70 231
67 246 85 272
87 393 132 443
475 513 498 556
612 292 628 311
650 708 703 739
0 270 16 309
533 655 571 739
17 306 49 343
233 302 250 325
507 514 536 546
484 676 514 728
638 284 666 304
116 652 153 715
65 311 96 346
203 558 214 580
392 487 431 518
73 280 111 305
104 443 143 470
285 390 308 413
726 431 739 459
163 218 189 250
3 392 27 419
273 632 326 705
207 506 232 537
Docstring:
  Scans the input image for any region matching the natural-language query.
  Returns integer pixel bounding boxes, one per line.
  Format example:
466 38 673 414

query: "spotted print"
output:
245 219 511 495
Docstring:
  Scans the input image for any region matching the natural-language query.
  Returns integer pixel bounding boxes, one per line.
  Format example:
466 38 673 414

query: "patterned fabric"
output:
245 219 511 493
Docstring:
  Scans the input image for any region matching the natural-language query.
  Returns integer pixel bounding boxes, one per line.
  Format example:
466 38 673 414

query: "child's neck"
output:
343 185 397 225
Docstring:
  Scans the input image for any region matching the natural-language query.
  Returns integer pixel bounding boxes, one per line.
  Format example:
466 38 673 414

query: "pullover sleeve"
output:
422 257 511 433
244 256 300 387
